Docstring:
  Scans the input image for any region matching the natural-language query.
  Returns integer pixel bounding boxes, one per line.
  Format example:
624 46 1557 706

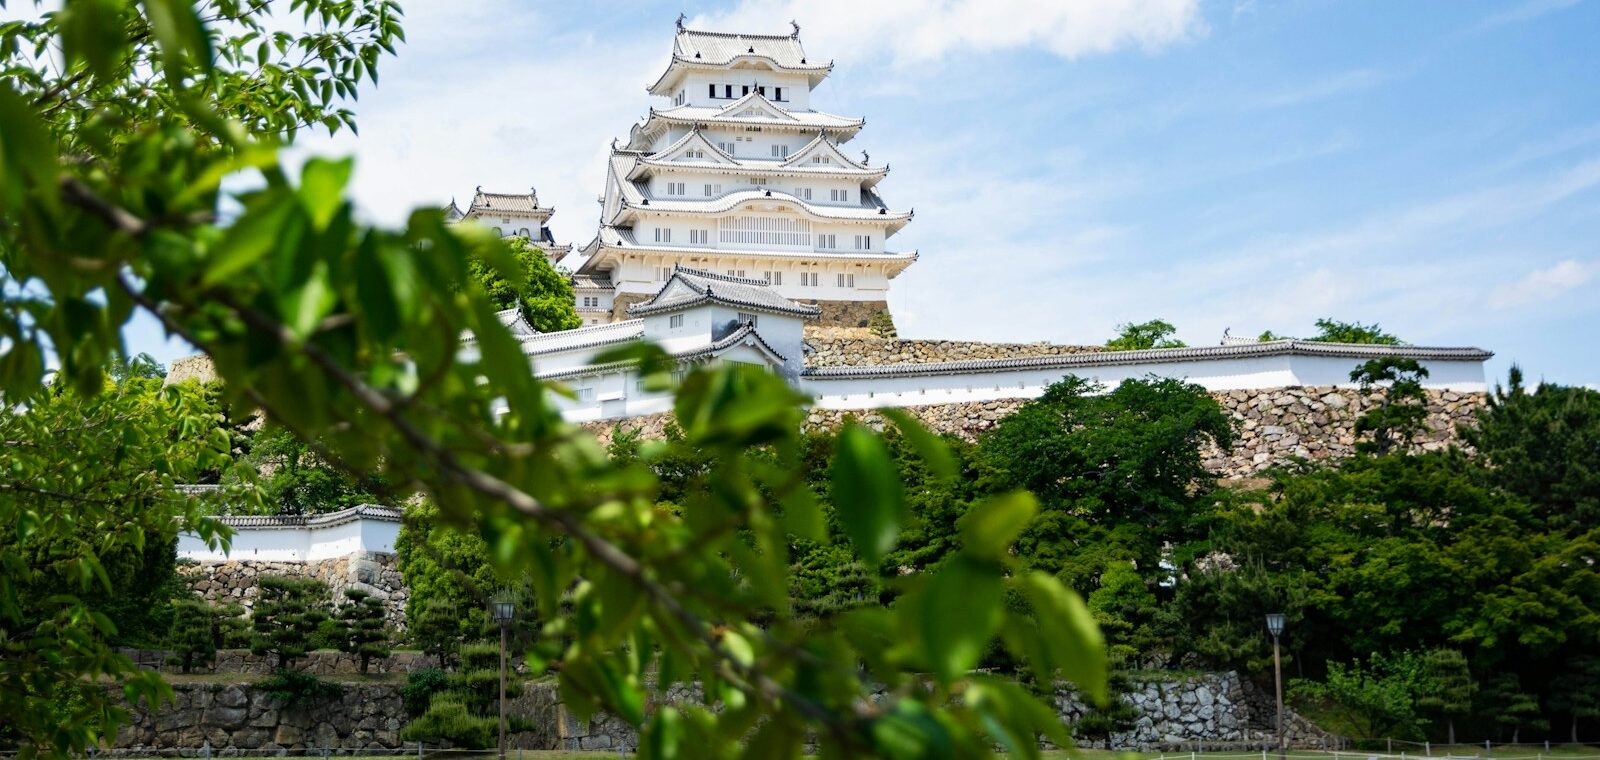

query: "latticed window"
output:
720 215 810 246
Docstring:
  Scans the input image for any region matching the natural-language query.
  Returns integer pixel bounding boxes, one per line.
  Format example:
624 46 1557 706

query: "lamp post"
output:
1266 613 1287 760
491 598 515 760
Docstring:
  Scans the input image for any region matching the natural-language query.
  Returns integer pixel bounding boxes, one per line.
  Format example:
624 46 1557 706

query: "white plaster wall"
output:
177 517 400 563
675 70 813 110
801 354 1489 411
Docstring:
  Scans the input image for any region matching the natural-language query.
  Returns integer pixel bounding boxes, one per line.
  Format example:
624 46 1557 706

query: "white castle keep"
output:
443 21 1493 424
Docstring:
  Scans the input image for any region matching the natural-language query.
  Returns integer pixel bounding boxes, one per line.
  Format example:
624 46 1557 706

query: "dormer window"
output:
812 155 827 165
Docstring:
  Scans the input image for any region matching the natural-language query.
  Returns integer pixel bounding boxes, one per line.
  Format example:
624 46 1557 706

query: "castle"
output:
444 21 1493 429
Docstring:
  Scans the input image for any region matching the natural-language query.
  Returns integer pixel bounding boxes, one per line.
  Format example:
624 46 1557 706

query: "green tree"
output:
412 599 467 669
337 588 391 675
1465 367 1600 534
1416 649 1474 744
1104 318 1186 350
466 236 581 332
240 425 390 514
165 599 220 675
1550 655 1600 743
1477 673 1545 743
0 3 1109 756
1306 318 1402 345
0 378 236 755
394 502 496 644
1350 357 1431 454
401 642 527 749
250 576 331 670
1291 652 1425 740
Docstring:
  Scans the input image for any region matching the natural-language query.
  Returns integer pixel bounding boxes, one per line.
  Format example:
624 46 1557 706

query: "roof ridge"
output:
679 27 798 41
674 265 772 287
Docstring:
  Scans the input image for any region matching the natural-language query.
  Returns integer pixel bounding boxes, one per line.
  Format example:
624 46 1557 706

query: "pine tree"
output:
337 588 392 674
413 598 466 669
1416 649 1474 744
1350 357 1431 454
166 599 218 674
1550 655 1600 743
1479 673 1546 743
250 576 331 670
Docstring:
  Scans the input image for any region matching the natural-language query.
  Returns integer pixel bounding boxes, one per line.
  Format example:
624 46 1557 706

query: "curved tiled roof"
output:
648 27 833 95
468 188 551 216
802 340 1495 380
594 225 918 266
536 322 787 381
460 307 540 344
520 319 645 357
629 267 821 319
211 504 402 530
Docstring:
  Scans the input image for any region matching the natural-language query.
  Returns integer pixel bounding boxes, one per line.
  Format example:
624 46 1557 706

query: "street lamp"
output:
1266 613 1287 760
491 597 515 760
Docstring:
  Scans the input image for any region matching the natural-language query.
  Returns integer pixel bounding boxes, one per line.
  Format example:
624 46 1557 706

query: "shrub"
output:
402 668 450 718
336 588 392 674
399 692 496 749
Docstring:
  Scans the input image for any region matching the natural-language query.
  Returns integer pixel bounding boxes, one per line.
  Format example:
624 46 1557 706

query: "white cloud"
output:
1477 0 1583 29
1489 259 1600 309
695 0 1206 67
1257 68 1393 109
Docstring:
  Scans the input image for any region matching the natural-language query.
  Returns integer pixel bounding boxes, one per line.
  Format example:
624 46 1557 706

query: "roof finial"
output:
475 185 482 193
530 186 538 200
611 137 618 150
790 19 801 36
861 150 870 165
676 12 686 30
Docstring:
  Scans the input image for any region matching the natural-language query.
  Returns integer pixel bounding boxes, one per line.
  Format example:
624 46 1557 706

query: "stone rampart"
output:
179 552 407 631
111 672 1329 753
120 648 434 677
804 299 892 331
596 386 1484 478
805 336 1103 367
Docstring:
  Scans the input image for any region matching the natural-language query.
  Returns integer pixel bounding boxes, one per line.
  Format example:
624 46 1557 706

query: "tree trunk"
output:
1512 727 1520 744
1448 719 1456 746
1573 714 1580 745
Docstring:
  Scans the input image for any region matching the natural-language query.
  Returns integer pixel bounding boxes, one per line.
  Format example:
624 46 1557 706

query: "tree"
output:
466 236 581 332
0 3 1109 756
1550 655 1600 743
1350 357 1431 454
250 576 331 670
394 503 497 645
401 642 527 749
412 599 467 669
165 600 220 675
1465 367 1600 534
1291 652 1425 740
1477 673 1545 743
337 588 391 675
1416 649 1474 744
1307 319 1402 345
1104 319 1186 350
0 378 236 755
239 425 390 515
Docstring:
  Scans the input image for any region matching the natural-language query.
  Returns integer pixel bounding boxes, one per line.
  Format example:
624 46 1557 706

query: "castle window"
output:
763 271 783 285
812 155 826 165
836 273 856 288
797 187 812 200
738 312 758 325
656 266 671 280
703 183 722 196
655 228 672 243
774 87 784 101
770 144 789 158
689 229 709 245
749 177 768 185
724 84 733 98
742 85 750 96
669 314 684 328
708 83 716 98
576 387 595 403
757 86 766 97
817 233 836 249
854 234 871 250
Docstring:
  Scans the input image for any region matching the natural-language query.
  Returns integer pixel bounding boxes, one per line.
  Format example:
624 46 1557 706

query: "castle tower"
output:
451 186 572 266
573 21 917 329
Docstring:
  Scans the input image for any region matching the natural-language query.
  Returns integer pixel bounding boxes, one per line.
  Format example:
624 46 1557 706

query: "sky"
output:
123 0 1600 386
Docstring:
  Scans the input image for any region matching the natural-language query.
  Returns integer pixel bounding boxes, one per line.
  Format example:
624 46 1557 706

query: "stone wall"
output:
112 672 1329 753
805 299 892 330
115 682 407 753
788 386 1483 478
165 354 219 385
610 293 651 322
1058 671 1333 750
179 552 408 631
806 336 1103 367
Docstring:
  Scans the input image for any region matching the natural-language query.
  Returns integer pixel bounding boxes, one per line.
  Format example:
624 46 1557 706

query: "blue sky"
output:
123 0 1600 386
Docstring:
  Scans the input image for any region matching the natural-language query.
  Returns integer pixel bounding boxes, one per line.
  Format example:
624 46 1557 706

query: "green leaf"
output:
202 195 293 286
1016 571 1108 704
829 423 904 567
919 555 1004 683
142 0 214 78
297 156 353 230
0 83 57 210
959 491 1037 560
59 0 130 81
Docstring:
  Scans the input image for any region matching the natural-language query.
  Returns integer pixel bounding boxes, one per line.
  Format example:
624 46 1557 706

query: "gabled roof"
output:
536 322 789 381
466 187 552 217
715 91 796 121
213 504 402 530
443 199 464 222
782 132 869 171
571 273 615 291
629 267 821 319
461 307 542 344
802 341 1495 380
648 127 739 165
648 26 833 95
604 154 912 229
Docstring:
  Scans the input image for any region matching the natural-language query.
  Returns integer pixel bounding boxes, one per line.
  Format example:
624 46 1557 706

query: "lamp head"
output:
1265 613 1286 637
492 600 515 622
